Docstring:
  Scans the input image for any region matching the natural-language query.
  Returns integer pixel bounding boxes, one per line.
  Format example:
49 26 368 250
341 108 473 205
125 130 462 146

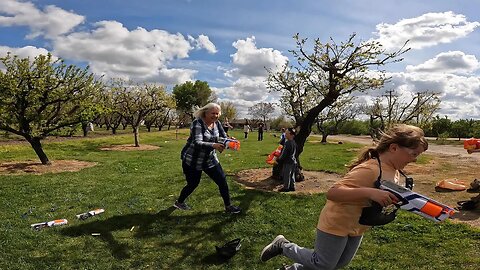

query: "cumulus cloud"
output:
0 0 84 38
406 51 480 75
229 36 288 77
52 20 197 82
373 12 480 50
369 71 480 119
212 37 288 118
188 34 217 53
0 45 53 59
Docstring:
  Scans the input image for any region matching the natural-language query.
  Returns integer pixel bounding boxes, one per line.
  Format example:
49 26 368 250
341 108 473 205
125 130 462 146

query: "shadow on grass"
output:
61 207 177 260
60 189 273 267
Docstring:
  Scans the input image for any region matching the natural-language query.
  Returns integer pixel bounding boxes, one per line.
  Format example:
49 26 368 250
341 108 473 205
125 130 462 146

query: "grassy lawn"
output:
0 129 479 269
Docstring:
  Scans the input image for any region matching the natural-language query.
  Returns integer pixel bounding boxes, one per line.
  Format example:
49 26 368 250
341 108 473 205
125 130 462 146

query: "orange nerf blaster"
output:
31 219 68 230
266 145 283 165
464 138 480 154
379 180 456 222
221 138 240 151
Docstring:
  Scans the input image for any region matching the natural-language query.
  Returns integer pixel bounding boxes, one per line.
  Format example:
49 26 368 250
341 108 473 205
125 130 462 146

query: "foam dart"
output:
76 208 105 220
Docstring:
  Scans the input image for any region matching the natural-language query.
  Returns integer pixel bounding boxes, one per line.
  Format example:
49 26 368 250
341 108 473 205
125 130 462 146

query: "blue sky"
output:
1 0 479 119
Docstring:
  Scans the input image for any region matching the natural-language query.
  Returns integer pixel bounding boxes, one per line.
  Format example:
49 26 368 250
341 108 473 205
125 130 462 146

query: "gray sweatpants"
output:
282 229 363 270
282 163 296 189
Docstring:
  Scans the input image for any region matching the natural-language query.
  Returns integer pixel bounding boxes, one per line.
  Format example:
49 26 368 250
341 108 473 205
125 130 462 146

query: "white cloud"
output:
155 68 197 85
374 12 480 50
406 51 479 75
0 0 84 38
372 71 480 119
212 36 287 118
0 45 53 59
188 34 217 53
229 36 288 77
52 20 197 83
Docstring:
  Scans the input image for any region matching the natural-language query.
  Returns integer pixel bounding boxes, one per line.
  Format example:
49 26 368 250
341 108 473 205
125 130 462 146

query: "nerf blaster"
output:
76 208 105 220
379 180 455 222
31 219 68 230
266 145 283 165
224 138 240 151
219 138 240 151
463 138 480 154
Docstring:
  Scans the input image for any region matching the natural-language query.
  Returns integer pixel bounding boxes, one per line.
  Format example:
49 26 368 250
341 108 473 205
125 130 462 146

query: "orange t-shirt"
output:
317 158 400 236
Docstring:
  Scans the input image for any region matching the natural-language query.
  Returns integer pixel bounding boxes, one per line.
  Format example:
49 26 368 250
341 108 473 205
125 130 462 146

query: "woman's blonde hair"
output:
348 124 428 170
194 102 222 119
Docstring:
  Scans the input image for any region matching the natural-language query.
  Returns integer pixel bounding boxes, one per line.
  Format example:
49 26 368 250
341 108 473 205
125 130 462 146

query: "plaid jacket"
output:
181 118 227 170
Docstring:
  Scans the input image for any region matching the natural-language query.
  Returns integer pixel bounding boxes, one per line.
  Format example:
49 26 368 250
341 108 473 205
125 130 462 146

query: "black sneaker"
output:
225 205 241 214
173 200 191 210
260 235 289 262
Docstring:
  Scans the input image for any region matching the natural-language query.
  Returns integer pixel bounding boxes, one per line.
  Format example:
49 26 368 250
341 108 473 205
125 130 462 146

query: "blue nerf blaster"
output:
379 180 456 222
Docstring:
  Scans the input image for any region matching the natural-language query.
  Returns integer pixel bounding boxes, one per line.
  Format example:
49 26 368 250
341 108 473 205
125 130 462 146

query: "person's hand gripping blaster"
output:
219 138 240 151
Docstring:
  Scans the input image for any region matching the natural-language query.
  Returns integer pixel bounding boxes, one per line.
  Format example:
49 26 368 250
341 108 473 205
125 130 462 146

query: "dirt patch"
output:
99 144 160 151
0 160 97 175
236 155 480 228
236 168 342 194
237 136 480 228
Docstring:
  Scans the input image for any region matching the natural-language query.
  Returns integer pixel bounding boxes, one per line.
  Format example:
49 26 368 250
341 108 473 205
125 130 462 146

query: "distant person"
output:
260 124 428 269
243 122 250 139
258 122 265 141
279 128 286 146
276 128 297 192
174 103 241 214
222 117 233 136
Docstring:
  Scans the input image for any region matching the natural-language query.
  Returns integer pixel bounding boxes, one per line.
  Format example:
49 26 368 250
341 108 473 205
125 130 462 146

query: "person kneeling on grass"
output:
173 103 241 214
276 127 297 192
260 124 428 269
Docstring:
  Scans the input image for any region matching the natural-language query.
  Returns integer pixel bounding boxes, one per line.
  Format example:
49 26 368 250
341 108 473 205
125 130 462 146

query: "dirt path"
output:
328 135 480 160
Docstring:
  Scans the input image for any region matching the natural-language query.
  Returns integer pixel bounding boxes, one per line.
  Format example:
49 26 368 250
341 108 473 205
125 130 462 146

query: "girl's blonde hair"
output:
348 124 428 170
194 103 222 119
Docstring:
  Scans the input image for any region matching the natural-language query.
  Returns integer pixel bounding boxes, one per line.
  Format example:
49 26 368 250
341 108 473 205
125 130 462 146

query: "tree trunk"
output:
321 133 328 143
111 127 117 134
81 122 88 137
133 126 140 147
295 92 339 162
275 91 338 177
27 137 51 165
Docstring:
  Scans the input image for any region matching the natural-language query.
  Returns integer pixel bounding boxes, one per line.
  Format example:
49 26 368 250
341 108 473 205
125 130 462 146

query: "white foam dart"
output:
76 208 105 220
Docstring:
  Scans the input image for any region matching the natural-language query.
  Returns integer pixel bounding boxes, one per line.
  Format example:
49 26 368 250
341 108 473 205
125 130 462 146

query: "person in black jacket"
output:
276 128 297 192
258 122 265 141
174 103 241 214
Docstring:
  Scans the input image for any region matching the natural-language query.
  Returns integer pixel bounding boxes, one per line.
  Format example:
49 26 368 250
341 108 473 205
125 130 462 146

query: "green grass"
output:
0 129 479 269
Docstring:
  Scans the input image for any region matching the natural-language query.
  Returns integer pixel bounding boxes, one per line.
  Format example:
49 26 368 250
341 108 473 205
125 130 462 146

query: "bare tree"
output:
267 33 409 161
363 90 441 139
115 81 169 147
248 102 275 123
316 97 359 143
